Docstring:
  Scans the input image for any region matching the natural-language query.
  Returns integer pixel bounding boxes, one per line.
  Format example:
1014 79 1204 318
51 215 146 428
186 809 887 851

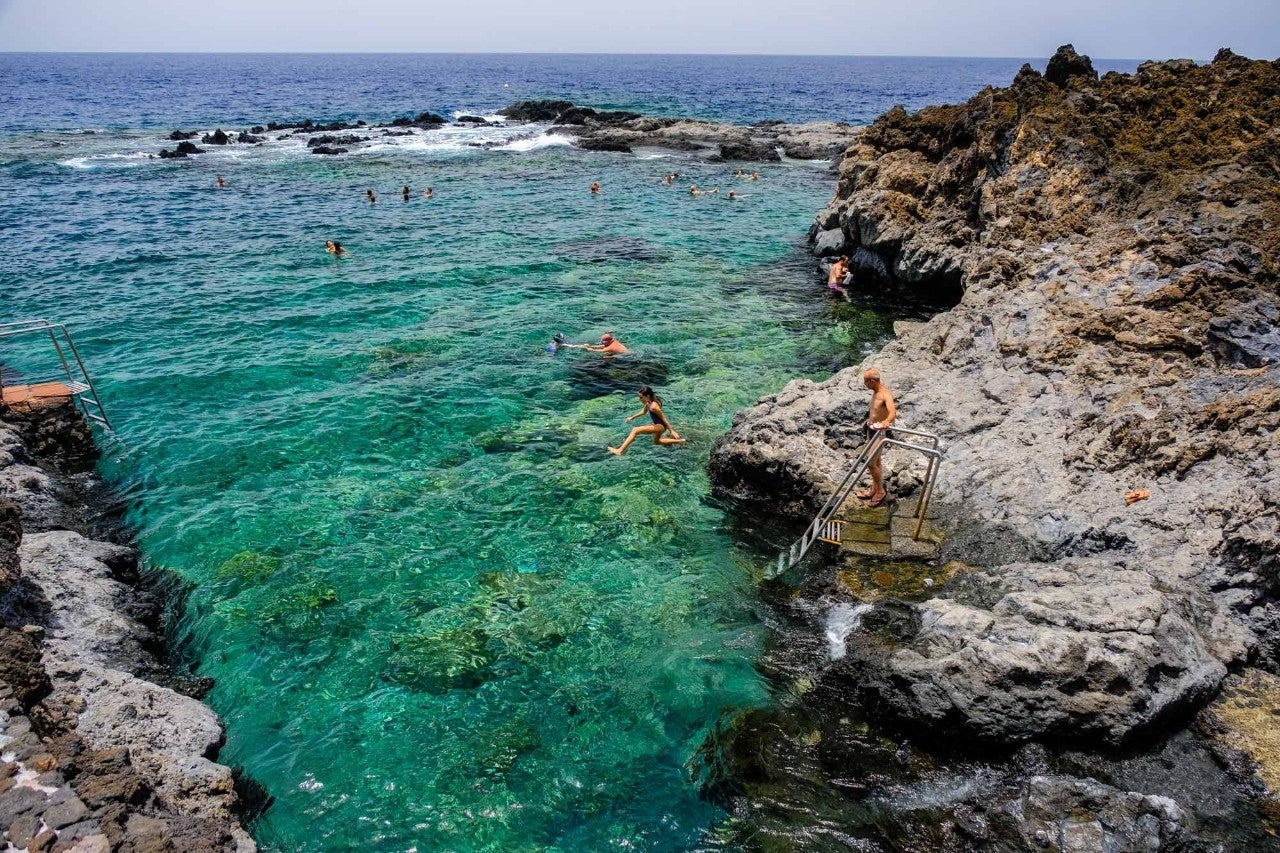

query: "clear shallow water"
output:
0 53 1136 852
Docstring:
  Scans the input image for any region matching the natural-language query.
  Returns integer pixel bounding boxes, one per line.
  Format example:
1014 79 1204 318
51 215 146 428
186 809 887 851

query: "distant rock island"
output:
707 45 1280 849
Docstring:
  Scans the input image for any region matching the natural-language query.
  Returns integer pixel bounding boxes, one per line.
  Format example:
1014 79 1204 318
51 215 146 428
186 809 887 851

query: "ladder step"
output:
64 380 91 395
818 519 844 545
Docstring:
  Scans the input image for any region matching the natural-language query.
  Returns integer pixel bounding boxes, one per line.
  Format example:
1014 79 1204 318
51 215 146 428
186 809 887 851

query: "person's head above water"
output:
601 333 614 344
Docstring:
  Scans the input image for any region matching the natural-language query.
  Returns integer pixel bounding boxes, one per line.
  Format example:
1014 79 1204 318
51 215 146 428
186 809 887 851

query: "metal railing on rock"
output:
773 425 942 577
0 319 112 430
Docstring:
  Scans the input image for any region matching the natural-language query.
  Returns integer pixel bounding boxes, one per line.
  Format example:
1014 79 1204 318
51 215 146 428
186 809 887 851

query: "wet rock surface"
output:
706 46 1280 850
0 403 256 851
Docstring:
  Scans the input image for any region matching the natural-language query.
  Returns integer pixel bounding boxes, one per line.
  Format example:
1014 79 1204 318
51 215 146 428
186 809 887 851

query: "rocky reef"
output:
707 45 1280 849
0 400 256 851
498 98 861 160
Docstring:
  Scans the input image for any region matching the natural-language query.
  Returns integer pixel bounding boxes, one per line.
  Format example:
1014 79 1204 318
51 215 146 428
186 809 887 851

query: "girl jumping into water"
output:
609 386 686 456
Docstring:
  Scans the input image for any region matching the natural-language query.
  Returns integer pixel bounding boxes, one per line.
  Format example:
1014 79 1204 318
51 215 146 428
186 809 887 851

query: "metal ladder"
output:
0 319 113 430
773 425 943 577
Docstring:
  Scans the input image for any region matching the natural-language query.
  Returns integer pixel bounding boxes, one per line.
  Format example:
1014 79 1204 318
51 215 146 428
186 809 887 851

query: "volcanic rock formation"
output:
710 45 1280 749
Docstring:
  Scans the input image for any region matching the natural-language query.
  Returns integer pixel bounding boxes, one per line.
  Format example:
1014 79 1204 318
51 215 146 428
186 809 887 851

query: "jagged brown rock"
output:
710 46 1280 745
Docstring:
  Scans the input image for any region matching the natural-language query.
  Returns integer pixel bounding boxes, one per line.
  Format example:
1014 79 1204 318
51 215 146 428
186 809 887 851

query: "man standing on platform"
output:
860 368 896 508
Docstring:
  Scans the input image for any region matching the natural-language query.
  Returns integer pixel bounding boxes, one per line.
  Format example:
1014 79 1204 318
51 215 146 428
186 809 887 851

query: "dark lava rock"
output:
307 134 366 148
391 112 446 128
0 629 51 709
382 129 415 136
235 131 263 144
719 140 781 161
576 138 632 153
3 399 99 472
455 115 488 124
166 130 197 141
500 100 575 122
0 500 21 595
1045 43 1098 87
310 146 347 156
200 129 230 145
249 125 265 134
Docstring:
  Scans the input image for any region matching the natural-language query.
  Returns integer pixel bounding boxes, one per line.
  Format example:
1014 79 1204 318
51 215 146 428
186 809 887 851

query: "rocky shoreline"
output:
152 100 861 162
0 401 256 851
706 46 1280 850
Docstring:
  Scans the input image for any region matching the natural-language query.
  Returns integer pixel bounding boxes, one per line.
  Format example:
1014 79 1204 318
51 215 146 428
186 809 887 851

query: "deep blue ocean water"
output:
1 53 1137 852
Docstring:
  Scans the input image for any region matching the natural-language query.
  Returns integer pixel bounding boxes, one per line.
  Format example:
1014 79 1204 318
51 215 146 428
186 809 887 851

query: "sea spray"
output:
825 602 873 660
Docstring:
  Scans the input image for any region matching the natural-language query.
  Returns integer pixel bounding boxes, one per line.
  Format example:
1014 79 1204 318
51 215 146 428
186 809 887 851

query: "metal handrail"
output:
773 425 943 576
0 319 113 430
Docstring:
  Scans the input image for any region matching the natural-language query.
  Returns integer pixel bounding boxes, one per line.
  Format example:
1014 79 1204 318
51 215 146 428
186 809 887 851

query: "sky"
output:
0 0 1277 58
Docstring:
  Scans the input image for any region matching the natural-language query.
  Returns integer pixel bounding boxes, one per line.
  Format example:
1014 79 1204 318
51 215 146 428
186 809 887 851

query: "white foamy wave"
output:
495 133 574 153
825 602 873 660
58 151 155 170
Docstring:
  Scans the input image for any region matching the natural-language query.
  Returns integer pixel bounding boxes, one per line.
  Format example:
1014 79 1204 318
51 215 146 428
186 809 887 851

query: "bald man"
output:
859 368 897 507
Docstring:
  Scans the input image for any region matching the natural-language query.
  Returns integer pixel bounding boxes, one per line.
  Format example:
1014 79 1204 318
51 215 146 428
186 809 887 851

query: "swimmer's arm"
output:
654 404 680 438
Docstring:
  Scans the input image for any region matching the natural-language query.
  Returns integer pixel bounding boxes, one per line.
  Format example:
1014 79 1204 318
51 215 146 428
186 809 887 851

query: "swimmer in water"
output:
579 332 629 355
728 190 749 200
608 385 686 455
216 175 226 188
734 169 744 178
749 172 760 181
424 187 434 198
590 181 601 194
365 189 377 204
325 240 346 256
689 185 717 196
402 185 410 201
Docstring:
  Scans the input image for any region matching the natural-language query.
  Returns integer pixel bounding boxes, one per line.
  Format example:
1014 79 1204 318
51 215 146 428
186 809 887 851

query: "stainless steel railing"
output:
0 319 113 430
773 425 942 576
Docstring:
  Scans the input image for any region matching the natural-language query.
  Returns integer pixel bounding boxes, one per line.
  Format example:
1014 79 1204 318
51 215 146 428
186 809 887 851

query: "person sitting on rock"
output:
828 255 851 300
859 368 897 508
579 332 629 355
608 385 686 456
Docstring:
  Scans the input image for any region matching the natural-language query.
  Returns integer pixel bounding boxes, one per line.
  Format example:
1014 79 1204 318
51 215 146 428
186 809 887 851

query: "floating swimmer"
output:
325 240 346 256
590 181 601 194
689 185 717 196
402 185 410 201
424 187 434 199
365 189 377 204
216 175 226 188
546 332 570 353
580 332 629 355
608 385 686 456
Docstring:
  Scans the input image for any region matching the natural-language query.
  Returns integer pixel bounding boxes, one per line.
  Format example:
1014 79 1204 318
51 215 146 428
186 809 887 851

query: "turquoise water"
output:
2 121 898 849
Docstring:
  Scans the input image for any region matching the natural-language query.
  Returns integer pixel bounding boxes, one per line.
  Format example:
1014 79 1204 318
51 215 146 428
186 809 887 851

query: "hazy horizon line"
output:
0 49 1164 62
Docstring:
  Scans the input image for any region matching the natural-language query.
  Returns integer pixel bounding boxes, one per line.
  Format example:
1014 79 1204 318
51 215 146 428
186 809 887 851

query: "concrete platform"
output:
2 381 74 411
835 493 942 560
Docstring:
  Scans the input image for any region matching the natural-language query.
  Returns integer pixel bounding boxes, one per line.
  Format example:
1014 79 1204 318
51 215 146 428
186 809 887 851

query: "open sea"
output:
0 53 1136 851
